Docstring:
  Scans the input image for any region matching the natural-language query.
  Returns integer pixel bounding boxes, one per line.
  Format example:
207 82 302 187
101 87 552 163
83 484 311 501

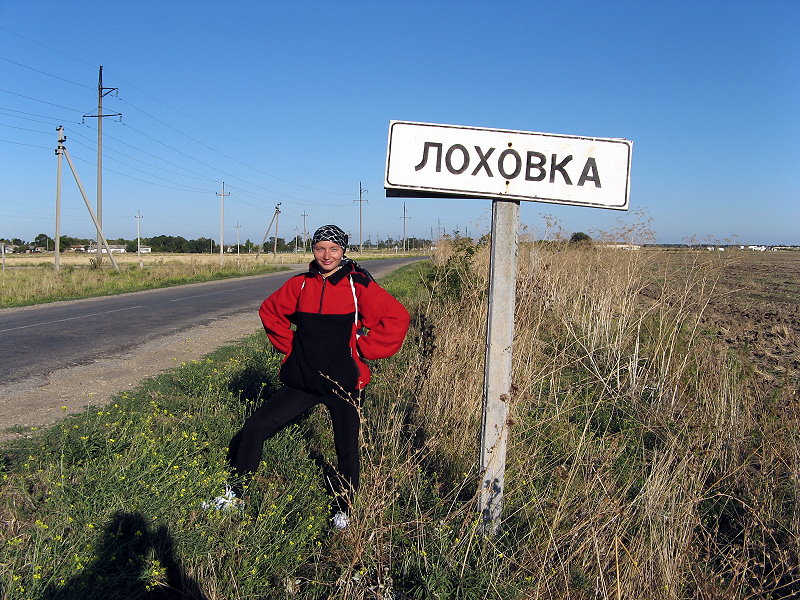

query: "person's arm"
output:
259 276 302 354
356 282 411 360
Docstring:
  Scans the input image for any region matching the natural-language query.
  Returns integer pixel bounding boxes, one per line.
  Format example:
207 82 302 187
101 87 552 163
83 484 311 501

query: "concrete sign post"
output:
479 198 519 533
385 121 632 533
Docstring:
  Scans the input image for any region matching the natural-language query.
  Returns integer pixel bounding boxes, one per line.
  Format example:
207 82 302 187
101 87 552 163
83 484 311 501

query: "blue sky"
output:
1 1 798 246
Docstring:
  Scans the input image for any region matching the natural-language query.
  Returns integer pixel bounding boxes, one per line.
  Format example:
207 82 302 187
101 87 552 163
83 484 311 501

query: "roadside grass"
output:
2 243 798 599
0 258 290 308
0 251 428 309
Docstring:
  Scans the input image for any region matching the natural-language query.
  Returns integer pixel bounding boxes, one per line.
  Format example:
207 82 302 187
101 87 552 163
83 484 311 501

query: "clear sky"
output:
1 1 798 246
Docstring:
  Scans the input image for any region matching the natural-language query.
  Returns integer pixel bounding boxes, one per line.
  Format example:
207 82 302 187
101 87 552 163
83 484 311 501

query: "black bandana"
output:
311 225 348 252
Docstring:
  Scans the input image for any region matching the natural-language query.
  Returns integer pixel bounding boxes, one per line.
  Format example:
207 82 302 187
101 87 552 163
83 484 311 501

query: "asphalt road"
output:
0 257 422 386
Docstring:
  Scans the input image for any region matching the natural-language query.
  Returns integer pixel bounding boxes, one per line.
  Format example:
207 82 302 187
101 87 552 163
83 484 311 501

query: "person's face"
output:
312 241 344 274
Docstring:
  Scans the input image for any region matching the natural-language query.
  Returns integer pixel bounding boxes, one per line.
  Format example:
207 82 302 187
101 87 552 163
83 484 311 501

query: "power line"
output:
66 129 218 185
0 25 97 68
0 138 50 149
109 92 353 196
0 106 80 125
0 87 85 113
66 137 210 191
0 55 94 89
67 152 213 193
0 122 52 135
117 95 352 197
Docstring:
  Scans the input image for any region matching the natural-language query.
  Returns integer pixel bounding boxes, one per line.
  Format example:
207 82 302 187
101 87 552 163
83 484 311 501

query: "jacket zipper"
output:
318 277 327 313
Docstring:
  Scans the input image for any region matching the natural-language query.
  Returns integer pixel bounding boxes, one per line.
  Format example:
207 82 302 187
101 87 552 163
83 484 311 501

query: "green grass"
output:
0 336 335 599
0 262 518 600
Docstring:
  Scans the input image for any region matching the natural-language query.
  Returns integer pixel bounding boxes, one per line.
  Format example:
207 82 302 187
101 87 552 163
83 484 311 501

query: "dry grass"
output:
333 241 800 598
0 250 422 308
2 240 796 598
0 248 417 269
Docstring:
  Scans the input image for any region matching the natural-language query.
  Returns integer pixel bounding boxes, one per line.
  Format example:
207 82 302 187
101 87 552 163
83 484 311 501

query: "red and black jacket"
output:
259 259 410 395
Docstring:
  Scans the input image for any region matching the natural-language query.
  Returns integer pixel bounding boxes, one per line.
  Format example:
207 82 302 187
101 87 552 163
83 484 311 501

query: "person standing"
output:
218 225 410 529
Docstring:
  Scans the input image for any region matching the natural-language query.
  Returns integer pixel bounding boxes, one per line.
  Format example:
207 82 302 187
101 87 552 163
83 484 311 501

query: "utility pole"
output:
54 126 65 271
273 204 280 256
256 203 281 258
301 211 308 253
401 202 411 253
56 126 119 272
135 210 143 268
294 226 299 252
234 222 241 256
355 182 367 253
217 182 229 266
83 66 120 263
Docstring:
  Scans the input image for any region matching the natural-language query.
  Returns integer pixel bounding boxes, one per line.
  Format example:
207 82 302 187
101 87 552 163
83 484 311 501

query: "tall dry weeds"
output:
339 238 799 599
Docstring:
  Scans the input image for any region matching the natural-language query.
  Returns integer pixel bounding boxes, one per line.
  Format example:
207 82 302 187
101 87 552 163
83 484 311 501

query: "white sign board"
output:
385 121 632 210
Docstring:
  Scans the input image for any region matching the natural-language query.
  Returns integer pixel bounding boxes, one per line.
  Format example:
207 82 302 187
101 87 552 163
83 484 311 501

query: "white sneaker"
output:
331 511 350 530
202 485 243 511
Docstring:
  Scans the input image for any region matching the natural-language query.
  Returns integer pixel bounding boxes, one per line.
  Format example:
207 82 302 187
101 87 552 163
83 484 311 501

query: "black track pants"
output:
228 385 361 501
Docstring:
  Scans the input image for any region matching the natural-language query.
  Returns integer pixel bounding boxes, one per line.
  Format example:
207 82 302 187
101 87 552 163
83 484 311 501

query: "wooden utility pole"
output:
478 199 519 534
217 182 229 266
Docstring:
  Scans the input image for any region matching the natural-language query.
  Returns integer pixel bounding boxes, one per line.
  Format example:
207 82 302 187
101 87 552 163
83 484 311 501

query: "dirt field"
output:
698 250 800 399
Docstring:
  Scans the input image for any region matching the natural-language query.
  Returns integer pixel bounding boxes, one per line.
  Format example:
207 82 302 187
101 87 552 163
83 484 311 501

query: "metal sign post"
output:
385 120 632 534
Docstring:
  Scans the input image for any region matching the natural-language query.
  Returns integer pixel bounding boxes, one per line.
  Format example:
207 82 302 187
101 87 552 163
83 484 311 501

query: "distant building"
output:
600 243 641 251
87 244 127 253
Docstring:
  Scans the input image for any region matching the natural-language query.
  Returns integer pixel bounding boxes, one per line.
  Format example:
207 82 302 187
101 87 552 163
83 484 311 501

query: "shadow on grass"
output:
41 511 206 600
227 363 279 407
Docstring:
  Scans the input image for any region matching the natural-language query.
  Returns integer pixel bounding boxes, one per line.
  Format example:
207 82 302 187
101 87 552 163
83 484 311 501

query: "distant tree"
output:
264 237 290 252
33 233 55 250
189 237 213 253
570 231 592 244
58 235 89 252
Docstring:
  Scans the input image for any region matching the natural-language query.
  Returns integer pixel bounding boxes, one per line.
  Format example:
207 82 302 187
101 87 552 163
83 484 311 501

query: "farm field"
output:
643 249 800 398
1 249 420 268
1 244 798 599
702 250 800 395
0 250 425 308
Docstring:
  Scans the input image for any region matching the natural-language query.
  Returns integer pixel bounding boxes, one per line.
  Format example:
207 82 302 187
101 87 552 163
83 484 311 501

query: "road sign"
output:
384 119 633 534
385 120 632 210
